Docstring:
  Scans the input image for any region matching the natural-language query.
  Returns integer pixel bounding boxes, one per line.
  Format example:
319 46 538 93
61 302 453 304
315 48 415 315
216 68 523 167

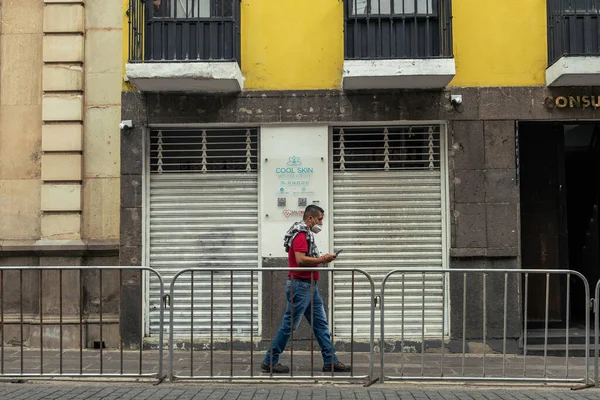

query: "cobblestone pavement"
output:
0 382 598 400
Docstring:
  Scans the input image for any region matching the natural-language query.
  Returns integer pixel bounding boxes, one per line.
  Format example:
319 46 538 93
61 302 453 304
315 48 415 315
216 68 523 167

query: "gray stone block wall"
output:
120 92 147 348
449 257 522 340
449 120 519 257
0 255 120 349
448 118 521 340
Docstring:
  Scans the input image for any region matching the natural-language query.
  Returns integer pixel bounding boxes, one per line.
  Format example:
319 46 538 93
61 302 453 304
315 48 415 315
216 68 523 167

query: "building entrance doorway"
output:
519 122 600 326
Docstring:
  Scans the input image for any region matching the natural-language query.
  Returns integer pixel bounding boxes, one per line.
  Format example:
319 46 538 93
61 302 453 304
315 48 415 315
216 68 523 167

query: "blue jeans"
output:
264 280 338 365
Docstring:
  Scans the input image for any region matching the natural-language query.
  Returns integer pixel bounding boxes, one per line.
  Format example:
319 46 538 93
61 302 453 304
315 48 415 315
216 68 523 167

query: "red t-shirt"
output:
288 233 319 281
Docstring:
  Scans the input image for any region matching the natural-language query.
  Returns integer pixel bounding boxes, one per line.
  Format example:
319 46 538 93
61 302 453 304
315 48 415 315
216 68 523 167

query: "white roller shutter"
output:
147 128 259 338
331 126 446 339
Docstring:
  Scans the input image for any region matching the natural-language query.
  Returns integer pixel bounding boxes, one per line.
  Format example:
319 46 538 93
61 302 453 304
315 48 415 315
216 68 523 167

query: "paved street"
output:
0 382 599 400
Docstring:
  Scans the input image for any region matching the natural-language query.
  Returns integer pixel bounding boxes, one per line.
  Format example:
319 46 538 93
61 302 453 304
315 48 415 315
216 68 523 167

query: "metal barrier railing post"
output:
168 269 178 382
584 274 591 385
380 271 387 384
368 270 375 382
156 268 165 380
595 280 600 387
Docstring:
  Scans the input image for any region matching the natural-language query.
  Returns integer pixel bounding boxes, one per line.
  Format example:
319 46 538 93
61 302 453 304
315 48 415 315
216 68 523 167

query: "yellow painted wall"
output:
122 0 549 90
449 0 547 87
241 0 344 90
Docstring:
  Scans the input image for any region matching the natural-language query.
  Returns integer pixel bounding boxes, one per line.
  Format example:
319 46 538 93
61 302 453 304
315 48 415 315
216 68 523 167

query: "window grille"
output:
351 0 435 16
547 0 600 65
344 0 452 59
333 125 440 171
127 0 240 62
150 0 233 19
561 0 599 12
150 128 258 173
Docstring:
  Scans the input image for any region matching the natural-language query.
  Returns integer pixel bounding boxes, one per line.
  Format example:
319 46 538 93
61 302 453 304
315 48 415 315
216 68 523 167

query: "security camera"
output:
119 120 133 130
450 95 463 106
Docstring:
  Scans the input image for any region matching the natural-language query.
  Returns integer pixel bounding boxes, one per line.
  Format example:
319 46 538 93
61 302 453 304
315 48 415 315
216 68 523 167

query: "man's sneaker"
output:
261 362 290 373
322 361 352 373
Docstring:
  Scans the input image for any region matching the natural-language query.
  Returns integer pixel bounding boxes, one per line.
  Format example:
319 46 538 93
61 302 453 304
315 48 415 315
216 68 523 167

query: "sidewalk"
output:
0 381 598 400
0 350 589 381
0 349 597 399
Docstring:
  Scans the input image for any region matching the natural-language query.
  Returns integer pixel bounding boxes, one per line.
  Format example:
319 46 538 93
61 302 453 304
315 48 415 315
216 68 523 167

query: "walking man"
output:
261 205 352 374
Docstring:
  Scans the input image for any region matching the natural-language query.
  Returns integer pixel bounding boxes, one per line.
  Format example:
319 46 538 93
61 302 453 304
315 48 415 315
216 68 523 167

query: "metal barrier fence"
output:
1 265 599 387
595 279 600 387
0 266 164 380
380 269 591 385
167 267 376 382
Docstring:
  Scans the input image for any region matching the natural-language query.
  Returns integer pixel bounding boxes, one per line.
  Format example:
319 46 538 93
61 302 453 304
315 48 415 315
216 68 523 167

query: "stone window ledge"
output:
0 239 119 256
546 56 600 87
342 58 456 90
450 247 518 258
126 62 244 93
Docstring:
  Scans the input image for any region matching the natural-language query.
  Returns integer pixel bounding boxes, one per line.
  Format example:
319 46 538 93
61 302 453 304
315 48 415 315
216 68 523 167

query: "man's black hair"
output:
303 204 324 220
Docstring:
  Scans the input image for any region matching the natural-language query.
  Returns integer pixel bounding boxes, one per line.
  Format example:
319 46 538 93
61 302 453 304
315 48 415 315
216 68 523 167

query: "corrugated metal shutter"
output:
331 126 445 339
147 129 259 338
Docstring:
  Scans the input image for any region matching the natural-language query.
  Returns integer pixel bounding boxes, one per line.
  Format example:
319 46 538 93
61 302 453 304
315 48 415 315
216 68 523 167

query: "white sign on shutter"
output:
259 125 330 258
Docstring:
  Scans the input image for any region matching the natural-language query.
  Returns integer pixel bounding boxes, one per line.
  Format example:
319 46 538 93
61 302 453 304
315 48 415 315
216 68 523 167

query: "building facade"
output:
120 0 600 349
0 0 123 348
2 0 594 352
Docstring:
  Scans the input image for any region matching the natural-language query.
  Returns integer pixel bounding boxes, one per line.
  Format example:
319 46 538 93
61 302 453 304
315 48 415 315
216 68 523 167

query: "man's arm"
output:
295 252 336 266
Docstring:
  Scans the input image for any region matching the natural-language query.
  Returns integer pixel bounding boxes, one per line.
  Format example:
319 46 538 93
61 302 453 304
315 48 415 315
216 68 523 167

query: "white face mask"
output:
311 224 322 234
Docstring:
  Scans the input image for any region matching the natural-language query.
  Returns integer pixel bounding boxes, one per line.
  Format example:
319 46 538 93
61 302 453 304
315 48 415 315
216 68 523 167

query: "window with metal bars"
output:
351 0 435 16
547 0 600 65
332 125 441 171
150 128 258 173
561 0 600 11
344 0 452 59
127 0 240 62
150 0 233 19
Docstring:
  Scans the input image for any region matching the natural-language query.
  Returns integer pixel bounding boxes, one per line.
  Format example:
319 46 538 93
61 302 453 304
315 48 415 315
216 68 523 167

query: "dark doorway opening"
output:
519 122 600 326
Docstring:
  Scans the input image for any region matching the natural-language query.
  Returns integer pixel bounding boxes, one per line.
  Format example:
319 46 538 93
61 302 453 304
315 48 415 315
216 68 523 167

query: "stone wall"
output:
41 0 85 240
0 0 123 349
0 0 43 243
447 119 521 340
0 255 121 349
449 120 519 257
82 0 122 242
1 0 122 249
